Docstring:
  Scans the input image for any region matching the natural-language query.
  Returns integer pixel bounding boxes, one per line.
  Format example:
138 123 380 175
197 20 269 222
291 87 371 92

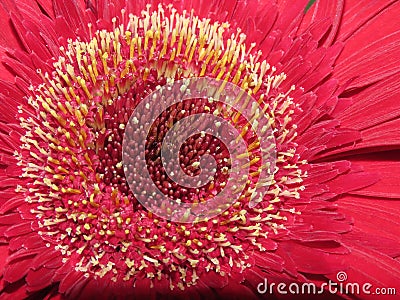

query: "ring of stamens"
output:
16 4 305 289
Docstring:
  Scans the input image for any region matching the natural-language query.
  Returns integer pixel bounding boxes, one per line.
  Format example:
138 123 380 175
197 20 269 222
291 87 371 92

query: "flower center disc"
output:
122 76 277 223
17 4 304 288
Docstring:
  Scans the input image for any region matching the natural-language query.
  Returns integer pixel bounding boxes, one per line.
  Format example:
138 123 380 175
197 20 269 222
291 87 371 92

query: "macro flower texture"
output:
0 0 399 299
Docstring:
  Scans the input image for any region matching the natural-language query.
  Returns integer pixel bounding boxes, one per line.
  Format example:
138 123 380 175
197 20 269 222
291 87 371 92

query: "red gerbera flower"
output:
0 0 399 299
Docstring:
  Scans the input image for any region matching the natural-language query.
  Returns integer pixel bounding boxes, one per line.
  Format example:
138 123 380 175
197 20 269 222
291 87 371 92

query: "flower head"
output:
0 0 400 299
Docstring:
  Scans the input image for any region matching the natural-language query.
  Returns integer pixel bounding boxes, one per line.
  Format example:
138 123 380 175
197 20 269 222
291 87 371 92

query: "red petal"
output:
0 131 21 154
0 2 20 51
326 246 400 289
35 0 55 18
0 80 25 122
26 267 55 291
333 1 400 88
53 0 90 40
13 0 54 19
305 161 351 185
320 118 400 157
4 222 32 238
343 228 400 258
58 270 88 295
200 271 229 289
299 0 344 46
0 197 25 214
339 195 400 242
31 249 62 270
4 252 36 282
275 0 310 35
349 152 400 198
358 119 400 149
0 244 8 272
8 233 44 252
253 252 284 273
325 172 378 195
0 213 22 225
0 282 30 300
52 260 71 282
299 211 352 234
292 231 341 243
337 0 398 41
335 74 400 130
278 241 347 274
